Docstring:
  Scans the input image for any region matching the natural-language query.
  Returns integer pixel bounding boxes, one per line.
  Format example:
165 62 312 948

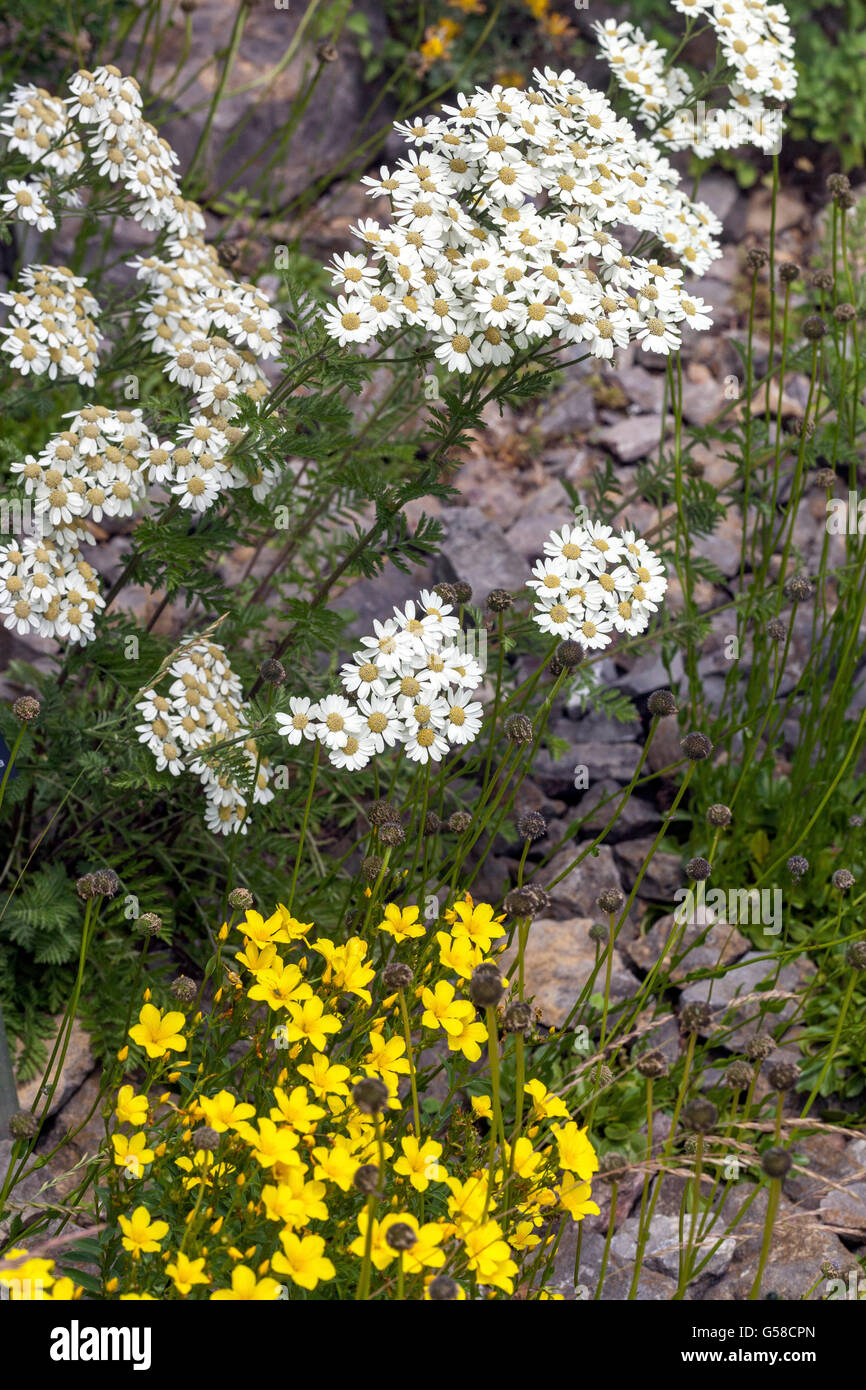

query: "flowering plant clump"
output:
133 635 273 837
320 68 721 368
528 519 668 648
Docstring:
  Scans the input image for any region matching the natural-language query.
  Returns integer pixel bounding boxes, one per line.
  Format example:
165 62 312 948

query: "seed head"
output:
382 961 413 992
849 814 863 828
76 874 96 899
834 303 856 323
516 810 547 842
706 804 732 828
192 1126 221 1152
433 583 457 604
681 1097 718 1134
597 887 624 914
427 1275 460 1300
778 262 799 284
362 855 383 883
787 855 808 881
680 1000 712 1034
809 268 834 291
826 172 851 198
761 1146 792 1179
845 941 866 971
452 582 473 605
598 1151 625 1180
505 713 533 745
353 1163 380 1194
555 639 583 669
783 575 813 602
803 314 827 341
385 1222 417 1253
814 467 838 490
367 798 400 828
821 1260 840 1280
832 868 855 892
588 922 608 944
725 1059 754 1090
747 1032 775 1062
681 731 713 760
504 884 545 919
228 887 254 910
636 1049 668 1079
469 964 505 1009
423 811 441 836
352 1077 389 1115
766 1060 799 1092
91 869 119 898
648 688 678 718
486 588 513 613
448 810 472 834
378 821 405 848
259 658 286 685
8 1110 39 1141
170 975 197 1003
503 1001 534 1035
767 618 786 642
135 912 163 937
594 1064 613 1090
746 246 769 272
11 695 39 723
686 857 712 881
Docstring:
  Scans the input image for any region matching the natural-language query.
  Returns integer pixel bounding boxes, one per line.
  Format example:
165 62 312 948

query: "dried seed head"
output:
725 1059 754 1090
452 581 473 605
598 1151 625 1180
681 1097 718 1134
787 855 809 881
809 268 834 291
192 1125 221 1152
381 961 413 992
316 40 339 62
352 1077 389 1115
834 303 856 323
378 821 405 848
228 887 254 910
427 1275 460 1300
423 811 441 836
761 1146 792 1179
448 810 472 834
588 922 608 944
767 1060 799 1092
747 1032 775 1062
503 1001 534 1035
594 1064 613 1090
504 884 545 919
706 804 732 828
516 810 547 841
686 857 712 882
555 639 583 669
135 912 163 937
845 941 866 970
814 467 838 489
353 1163 380 1194
838 190 856 211
385 1222 417 1252
486 588 513 612
648 688 678 717
803 314 827 341
361 855 383 883
91 869 120 898
746 246 769 272
826 172 851 198
597 887 624 914
821 1260 840 1279
433 583 457 604
783 575 813 602
778 262 800 284
259 658 286 685
469 963 505 1009
505 713 533 745
170 975 197 1003
767 618 787 642
8 1110 39 1141
636 1049 668 1079
11 695 39 723
832 868 855 892
681 731 713 761
680 1000 712 1034
76 874 96 900
367 798 400 828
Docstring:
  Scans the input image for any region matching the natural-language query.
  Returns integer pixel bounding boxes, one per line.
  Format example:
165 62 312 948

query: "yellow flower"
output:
118 1206 169 1257
524 1078 569 1124
247 959 312 1012
362 1031 410 1082
166 1252 209 1294
435 930 487 979
284 996 342 1050
446 1174 490 1231
210 1265 281 1300
272 1232 335 1291
394 1135 445 1191
298 1052 351 1099
443 1010 488 1062
0 1249 55 1297
448 898 506 952
198 1089 256 1133
275 904 314 940
261 1170 328 1229
557 1172 601 1222
377 902 425 942
313 936 375 1004
115 1085 149 1127
111 1131 155 1177
236 1118 301 1169
128 1003 186 1059
551 1121 599 1181
470 1095 493 1122
461 1220 518 1294
312 1141 360 1192
269 1084 326 1133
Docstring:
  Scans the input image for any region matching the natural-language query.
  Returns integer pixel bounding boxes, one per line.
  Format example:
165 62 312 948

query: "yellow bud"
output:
143 988 152 1002
106 1277 119 1293
257 1258 269 1274
158 1092 170 1104
214 988 223 1003
236 1173 246 1187
194 1011 203 1024
210 1216 224 1234
117 1045 129 1062
228 1246 243 1260
218 923 229 941
155 1142 167 1157
167 1071 180 1082
182 1128 192 1142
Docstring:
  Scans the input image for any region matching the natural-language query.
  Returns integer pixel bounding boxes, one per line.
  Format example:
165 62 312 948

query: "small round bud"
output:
746 246 769 272
486 588 513 612
767 1060 799 1092
826 172 851 198
706 804 732 828
135 912 163 937
170 975 197 1003
76 874 96 899
366 799 400 828
681 731 713 760
849 814 863 828
761 1146 792 1179
767 618 786 642
803 314 827 341
469 964 505 1009
555 639 583 669
192 1126 221 1152
834 303 856 323
316 40 339 62
9 1110 39 1141
845 941 866 970
680 1001 713 1034
681 1097 718 1134
448 810 472 834
503 1001 534 1035
636 1049 668 1079
814 467 838 490
433 583 457 604
747 1032 775 1062
427 1275 460 1300
505 713 533 745
821 1260 840 1279
228 887 254 910
783 575 813 602
596 887 624 914
686 857 712 882
778 262 799 284
648 688 678 717
259 658 286 685
361 855 383 883
588 922 608 944
504 884 544 919
11 695 39 723
787 855 809 881
838 190 856 210
598 1151 624 1180
725 1060 754 1090
452 582 472 605
516 810 547 841
594 1064 613 1090
423 811 441 836
382 961 413 992
385 1222 417 1252
91 869 119 899
832 868 855 892
353 1163 380 1194
378 821 405 848
352 1078 389 1115
809 268 834 291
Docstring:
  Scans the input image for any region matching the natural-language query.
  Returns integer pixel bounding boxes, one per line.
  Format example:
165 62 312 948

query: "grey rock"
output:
614 837 683 902
626 912 750 982
500 917 639 1028
573 779 662 843
17 1018 95 1120
539 844 626 920
609 1211 735 1280
598 414 675 463
433 505 526 598
536 383 597 438
614 651 684 697
678 950 812 1052
709 1188 857 1300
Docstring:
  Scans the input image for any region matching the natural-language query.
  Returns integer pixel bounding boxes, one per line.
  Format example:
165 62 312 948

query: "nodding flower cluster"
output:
276 588 485 772
0 65 285 646
528 518 667 650
134 637 273 837
319 64 721 368
595 0 795 157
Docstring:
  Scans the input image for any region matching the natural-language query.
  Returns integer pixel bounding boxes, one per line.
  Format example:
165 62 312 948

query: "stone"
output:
614 837 683 902
608 1211 735 1281
626 912 750 982
677 949 812 1052
746 188 806 236
709 1189 857 1300
646 715 685 774
536 383 597 438
598 414 675 463
696 173 742 233
433 505 526 598
818 1182 866 1234
572 779 661 843
613 650 685 697
617 365 666 414
17 1019 95 1120
500 918 639 1029
539 844 626 919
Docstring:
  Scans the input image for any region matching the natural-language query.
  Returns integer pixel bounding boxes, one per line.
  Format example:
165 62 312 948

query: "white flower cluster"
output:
320 66 722 368
276 589 485 771
0 264 100 383
595 0 796 158
134 637 273 837
528 519 667 650
0 534 104 644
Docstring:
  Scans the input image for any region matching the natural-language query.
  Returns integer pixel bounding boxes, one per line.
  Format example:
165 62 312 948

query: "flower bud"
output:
706 804 732 828
767 1060 799 1092
382 961 413 992
505 713 533 745
516 810 547 842
648 688 677 717
596 887 624 914
11 695 39 723
448 810 472 834
469 964 505 1009
353 1163 380 1194
486 589 513 612
378 821 405 848
681 1097 718 1133
352 1078 389 1115
259 658 286 685
681 731 713 760
761 1146 792 1179
686 856 711 881
228 887 254 910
